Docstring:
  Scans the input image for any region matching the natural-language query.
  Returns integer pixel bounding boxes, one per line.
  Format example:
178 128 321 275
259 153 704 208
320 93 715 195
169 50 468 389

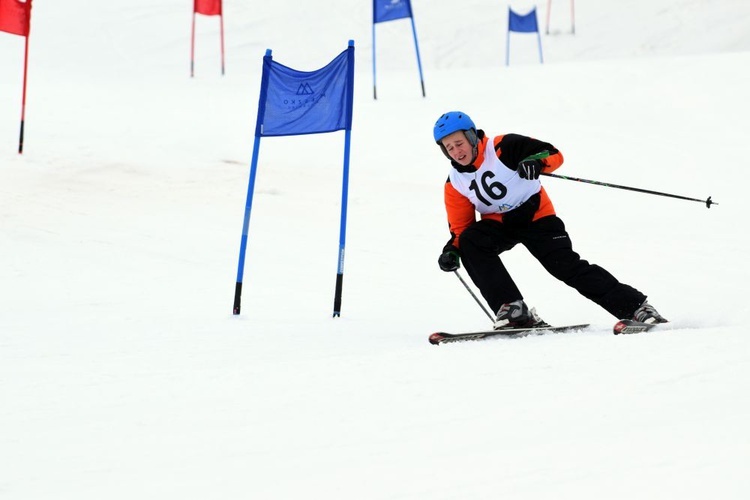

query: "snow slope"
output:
1 1 749 498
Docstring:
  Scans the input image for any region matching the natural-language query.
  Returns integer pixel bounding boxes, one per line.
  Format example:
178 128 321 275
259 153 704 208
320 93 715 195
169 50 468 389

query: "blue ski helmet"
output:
433 111 479 161
433 111 476 144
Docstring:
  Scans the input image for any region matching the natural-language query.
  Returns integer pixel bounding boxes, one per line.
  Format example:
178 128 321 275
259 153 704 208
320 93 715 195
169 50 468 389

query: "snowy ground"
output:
1 1 749 498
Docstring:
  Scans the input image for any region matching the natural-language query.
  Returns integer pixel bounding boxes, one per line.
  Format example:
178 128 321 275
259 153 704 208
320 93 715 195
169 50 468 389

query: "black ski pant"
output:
458 215 646 319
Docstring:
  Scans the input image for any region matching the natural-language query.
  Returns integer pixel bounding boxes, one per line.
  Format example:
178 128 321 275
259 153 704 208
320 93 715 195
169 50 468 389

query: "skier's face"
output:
441 130 474 166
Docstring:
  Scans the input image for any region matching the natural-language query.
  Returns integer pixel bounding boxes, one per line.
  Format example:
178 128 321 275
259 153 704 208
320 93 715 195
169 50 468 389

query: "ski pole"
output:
453 270 494 321
540 172 718 208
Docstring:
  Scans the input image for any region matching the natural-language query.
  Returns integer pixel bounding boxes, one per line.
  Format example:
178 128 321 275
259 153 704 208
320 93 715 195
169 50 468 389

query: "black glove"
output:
438 247 460 272
517 159 544 180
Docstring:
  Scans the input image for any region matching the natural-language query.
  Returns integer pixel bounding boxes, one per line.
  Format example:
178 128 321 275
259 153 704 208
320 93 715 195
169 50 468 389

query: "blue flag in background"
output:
508 7 539 33
373 0 412 24
256 46 354 137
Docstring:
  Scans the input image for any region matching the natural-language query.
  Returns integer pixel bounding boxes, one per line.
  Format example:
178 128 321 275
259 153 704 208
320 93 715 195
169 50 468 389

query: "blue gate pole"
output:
333 40 356 317
233 135 262 315
333 128 352 317
506 30 511 66
537 31 544 63
372 24 378 99
409 17 426 97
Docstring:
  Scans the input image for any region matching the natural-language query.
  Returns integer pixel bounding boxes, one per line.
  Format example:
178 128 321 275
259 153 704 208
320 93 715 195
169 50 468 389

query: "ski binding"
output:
613 319 662 335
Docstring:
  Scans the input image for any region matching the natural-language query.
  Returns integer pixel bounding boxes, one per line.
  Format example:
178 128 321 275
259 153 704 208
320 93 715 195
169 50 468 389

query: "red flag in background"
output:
191 0 225 76
1 0 33 153
0 0 31 37
194 0 221 16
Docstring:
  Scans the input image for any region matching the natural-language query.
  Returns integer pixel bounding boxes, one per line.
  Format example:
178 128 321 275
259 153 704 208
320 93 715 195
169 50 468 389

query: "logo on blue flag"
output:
256 46 354 137
297 83 314 95
373 0 412 24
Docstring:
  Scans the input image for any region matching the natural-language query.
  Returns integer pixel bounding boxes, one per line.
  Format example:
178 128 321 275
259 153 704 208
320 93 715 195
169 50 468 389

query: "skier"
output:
434 111 667 329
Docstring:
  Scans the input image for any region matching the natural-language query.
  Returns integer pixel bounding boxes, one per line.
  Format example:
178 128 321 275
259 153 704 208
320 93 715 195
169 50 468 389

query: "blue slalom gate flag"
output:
234 42 356 318
371 0 425 99
373 0 412 24
256 47 353 137
507 7 543 65
509 7 539 33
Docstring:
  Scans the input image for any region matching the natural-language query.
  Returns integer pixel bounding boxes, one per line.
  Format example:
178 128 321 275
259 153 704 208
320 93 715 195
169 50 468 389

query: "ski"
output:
428 323 590 345
612 319 662 335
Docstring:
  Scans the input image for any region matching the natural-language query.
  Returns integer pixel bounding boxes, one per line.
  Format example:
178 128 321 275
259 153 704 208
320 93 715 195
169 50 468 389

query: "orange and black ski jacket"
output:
444 130 564 249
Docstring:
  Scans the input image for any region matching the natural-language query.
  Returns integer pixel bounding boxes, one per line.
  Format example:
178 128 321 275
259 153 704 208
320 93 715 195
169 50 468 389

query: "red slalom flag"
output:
0 0 33 153
194 0 221 16
191 0 225 77
0 0 31 36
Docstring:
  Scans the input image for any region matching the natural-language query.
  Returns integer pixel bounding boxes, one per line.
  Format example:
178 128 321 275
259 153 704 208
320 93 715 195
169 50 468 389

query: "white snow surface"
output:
1 0 749 498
